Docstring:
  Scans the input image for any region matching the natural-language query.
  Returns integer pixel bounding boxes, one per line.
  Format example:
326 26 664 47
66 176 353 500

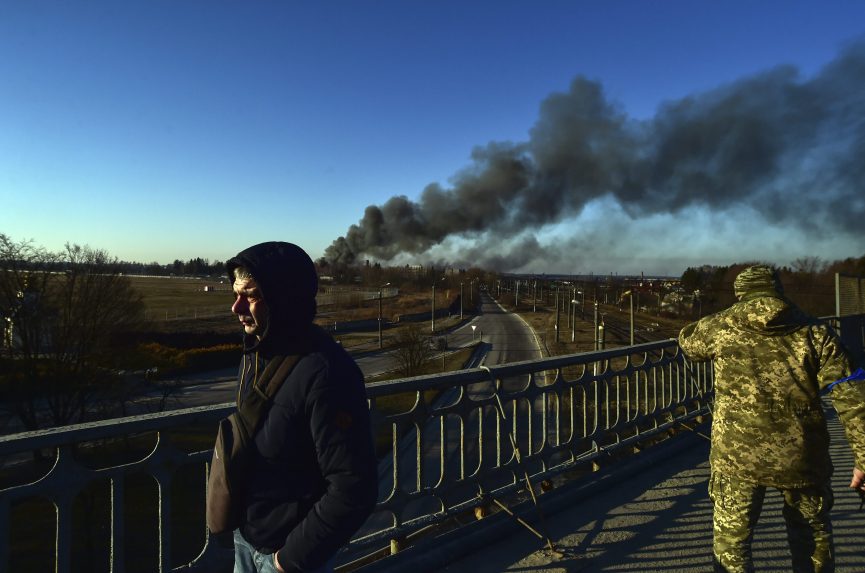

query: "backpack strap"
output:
248 354 301 399
236 354 302 435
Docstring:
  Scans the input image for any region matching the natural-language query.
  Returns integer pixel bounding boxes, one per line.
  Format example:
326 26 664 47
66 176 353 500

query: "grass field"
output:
505 297 689 357
128 275 231 322
129 275 458 338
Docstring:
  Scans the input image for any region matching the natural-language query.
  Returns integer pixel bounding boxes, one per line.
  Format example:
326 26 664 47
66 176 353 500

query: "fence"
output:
3 314 864 572
0 337 718 573
318 287 400 308
836 273 865 317
142 288 402 322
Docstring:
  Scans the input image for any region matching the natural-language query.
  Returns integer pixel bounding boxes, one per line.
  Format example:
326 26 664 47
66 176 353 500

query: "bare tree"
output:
391 324 435 377
0 235 146 431
791 256 826 275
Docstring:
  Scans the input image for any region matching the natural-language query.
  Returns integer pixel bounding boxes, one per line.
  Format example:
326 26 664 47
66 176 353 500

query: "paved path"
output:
356 408 865 572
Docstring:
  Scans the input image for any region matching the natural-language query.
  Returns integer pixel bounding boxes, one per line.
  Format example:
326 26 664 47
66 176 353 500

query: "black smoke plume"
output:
325 41 865 268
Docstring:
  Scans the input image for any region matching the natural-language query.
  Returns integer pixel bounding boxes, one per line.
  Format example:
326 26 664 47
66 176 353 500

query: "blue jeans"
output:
233 530 335 573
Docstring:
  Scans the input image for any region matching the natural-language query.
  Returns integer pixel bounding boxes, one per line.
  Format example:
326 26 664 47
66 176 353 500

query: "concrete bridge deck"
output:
356 410 865 573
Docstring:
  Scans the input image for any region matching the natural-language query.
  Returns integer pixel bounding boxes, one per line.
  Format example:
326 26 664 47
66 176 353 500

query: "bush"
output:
129 342 240 377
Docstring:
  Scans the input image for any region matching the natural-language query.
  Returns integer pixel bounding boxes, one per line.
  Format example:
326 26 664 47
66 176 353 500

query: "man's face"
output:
232 276 269 338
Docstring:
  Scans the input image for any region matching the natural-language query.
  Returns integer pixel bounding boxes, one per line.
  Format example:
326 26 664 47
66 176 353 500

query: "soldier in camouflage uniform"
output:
678 265 865 573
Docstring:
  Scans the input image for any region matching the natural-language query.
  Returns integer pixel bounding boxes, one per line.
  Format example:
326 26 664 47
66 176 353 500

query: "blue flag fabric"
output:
821 367 865 396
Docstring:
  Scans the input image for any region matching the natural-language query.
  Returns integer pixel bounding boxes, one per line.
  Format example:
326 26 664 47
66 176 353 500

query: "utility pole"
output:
431 284 436 333
378 289 384 349
566 295 571 330
629 291 635 346
555 287 561 343
378 282 390 350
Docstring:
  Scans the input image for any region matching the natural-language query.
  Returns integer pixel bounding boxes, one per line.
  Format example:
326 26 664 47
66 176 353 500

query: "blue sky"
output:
1 1 863 276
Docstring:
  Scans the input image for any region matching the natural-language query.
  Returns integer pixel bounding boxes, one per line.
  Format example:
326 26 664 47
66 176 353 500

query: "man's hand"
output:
273 551 285 573
852 468 865 511
851 467 865 492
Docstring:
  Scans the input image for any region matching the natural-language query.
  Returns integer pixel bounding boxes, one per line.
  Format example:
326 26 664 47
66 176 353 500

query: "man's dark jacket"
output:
227 242 378 571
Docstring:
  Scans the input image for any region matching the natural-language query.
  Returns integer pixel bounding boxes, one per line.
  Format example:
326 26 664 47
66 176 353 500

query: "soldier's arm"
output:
832 380 865 474
818 331 865 473
678 319 714 361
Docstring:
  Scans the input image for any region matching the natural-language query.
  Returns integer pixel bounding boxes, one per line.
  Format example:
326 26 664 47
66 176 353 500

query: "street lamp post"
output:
378 282 390 350
629 291 635 346
432 277 444 333
460 281 464 320
566 295 571 330
432 283 436 333
620 289 635 346
593 317 606 376
695 289 702 318
555 287 561 343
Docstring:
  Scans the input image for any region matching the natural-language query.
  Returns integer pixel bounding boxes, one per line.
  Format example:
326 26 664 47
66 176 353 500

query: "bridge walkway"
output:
355 409 865 573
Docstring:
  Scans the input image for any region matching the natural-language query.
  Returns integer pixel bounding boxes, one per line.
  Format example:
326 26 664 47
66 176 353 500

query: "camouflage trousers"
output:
709 472 834 573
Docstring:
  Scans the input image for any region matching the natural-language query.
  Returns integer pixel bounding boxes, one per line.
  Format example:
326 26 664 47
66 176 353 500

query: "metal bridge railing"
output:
2 339 712 572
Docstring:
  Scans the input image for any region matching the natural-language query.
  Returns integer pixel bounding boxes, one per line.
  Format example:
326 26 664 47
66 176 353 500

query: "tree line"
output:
2 232 863 434
1 235 148 434
679 254 865 317
113 257 226 277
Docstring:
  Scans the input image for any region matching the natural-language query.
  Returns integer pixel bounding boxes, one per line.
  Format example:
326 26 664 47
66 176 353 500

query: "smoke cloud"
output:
325 41 865 270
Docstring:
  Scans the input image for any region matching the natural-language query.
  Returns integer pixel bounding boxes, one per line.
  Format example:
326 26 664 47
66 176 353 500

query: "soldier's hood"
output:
729 294 805 336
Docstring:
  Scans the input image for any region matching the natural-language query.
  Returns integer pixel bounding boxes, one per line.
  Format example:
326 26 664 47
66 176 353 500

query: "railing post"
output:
55 492 73 573
110 476 125 573
0 499 8 572
157 472 173 573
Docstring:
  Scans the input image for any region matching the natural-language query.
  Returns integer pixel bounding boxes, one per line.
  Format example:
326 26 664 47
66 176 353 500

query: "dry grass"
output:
502 297 688 358
129 276 229 320
128 276 455 336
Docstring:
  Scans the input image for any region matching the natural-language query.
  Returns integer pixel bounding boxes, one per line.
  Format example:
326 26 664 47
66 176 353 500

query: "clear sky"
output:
1 1 863 276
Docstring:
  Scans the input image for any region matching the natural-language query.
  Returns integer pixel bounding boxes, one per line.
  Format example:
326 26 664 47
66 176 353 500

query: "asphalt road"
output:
355 291 549 553
165 290 544 410
464 291 545 365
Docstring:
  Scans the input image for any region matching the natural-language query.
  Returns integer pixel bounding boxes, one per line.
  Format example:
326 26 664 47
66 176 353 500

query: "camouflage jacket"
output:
679 294 865 488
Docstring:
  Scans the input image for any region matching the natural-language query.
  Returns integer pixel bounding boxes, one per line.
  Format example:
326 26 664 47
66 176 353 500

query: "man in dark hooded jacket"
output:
226 241 377 573
679 264 865 573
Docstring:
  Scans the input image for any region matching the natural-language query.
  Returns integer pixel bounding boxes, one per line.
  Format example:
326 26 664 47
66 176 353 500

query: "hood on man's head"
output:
226 241 318 336
733 264 784 301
